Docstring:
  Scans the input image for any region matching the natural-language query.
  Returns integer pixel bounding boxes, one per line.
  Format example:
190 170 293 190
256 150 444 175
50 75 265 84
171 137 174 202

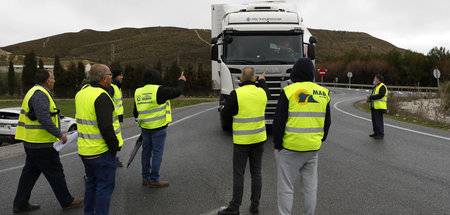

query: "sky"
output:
0 0 449 54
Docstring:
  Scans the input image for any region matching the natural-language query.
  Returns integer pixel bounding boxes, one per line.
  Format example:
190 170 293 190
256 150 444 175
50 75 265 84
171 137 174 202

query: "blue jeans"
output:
81 152 116 215
141 128 167 182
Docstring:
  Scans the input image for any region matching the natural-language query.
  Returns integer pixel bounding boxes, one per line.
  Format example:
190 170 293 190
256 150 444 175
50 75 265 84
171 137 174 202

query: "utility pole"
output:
111 44 115 62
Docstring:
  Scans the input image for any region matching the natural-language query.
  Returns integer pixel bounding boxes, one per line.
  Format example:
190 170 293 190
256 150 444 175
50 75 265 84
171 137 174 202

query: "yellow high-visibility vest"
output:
111 83 124 115
373 83 388 110
232 85 267 145
15 85 60 143
75 85 123 156
282 82 330 151
135 84 172 129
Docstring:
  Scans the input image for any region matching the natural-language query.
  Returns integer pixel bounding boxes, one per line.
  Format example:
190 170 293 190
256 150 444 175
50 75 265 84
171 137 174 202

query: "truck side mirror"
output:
307 44 316 60
211 37 218 45
309 36 318 44
308 36 317 60
211 44 219 61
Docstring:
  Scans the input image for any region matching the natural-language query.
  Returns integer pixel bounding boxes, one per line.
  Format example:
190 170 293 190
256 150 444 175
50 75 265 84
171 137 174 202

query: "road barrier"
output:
319 82 439 92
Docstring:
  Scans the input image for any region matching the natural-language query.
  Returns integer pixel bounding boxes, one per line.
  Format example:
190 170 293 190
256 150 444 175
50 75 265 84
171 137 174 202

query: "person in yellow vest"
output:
13 69 83 213
272 58 331 215
133 69 186 187
218 67 270 215
108 69 125 167
75 64 123 215
367 74 387 139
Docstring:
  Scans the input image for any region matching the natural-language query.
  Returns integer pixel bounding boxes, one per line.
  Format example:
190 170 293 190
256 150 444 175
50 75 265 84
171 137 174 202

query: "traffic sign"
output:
433 68 441 88
318 68 327 77
433 69 441 79
347 72 353 78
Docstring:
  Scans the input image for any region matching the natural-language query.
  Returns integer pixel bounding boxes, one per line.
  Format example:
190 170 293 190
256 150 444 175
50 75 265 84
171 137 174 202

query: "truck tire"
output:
220 113 231 131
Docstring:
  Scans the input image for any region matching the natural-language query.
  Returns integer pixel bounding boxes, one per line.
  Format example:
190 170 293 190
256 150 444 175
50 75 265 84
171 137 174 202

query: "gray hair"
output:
241 67 255 82
88 64 108 83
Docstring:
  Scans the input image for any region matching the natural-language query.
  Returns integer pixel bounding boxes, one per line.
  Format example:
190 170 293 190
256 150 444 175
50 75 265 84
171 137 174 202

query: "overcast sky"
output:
0 0 448 54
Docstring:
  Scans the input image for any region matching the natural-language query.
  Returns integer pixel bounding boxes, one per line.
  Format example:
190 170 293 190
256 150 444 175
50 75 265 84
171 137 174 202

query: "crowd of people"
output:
12 57 388 215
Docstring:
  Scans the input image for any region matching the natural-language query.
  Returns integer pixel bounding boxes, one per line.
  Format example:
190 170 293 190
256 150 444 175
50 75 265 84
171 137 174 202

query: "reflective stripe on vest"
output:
282 82 330 151
232 85 267 145
111 83 124 115
75 86 123 156
15 85 60 143
373 83 388 110
135 85 172 129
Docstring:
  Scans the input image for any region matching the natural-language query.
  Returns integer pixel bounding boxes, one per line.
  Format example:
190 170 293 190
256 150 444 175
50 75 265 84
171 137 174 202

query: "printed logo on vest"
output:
294 89 319 105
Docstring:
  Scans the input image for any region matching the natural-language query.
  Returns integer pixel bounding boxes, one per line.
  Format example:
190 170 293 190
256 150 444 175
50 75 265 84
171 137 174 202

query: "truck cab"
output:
211 1 317 130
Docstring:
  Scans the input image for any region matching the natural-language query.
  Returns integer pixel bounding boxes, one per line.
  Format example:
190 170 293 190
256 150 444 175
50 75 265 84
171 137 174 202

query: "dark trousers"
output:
13 146 74 208
371 108 385 136
230 142 264 209
82 152 116 215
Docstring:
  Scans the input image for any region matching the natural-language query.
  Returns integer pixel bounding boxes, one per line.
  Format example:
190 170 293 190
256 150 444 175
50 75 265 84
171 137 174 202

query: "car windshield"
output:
0 112 19 120
224 34 303 65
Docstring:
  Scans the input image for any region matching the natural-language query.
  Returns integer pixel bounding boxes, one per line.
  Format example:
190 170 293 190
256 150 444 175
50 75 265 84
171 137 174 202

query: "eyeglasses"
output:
105 73 112 76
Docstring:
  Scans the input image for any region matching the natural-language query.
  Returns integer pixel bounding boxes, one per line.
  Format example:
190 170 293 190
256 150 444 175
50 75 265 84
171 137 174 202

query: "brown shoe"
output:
143 179 150 185
13 204 40 213
63 197 84 210
149 180 169 188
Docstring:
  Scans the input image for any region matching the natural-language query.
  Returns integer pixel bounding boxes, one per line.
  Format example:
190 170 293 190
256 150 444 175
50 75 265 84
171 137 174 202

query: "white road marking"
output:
199 206 226 215
0 105 217 174
333 99 450 141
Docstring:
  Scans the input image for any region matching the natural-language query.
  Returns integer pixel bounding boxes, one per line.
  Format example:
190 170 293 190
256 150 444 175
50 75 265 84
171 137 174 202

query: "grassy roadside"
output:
356 101 450 130
0 97 218 118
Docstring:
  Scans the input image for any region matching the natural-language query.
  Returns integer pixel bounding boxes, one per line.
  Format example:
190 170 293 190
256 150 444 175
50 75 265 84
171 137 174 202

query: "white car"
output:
0 107 77 144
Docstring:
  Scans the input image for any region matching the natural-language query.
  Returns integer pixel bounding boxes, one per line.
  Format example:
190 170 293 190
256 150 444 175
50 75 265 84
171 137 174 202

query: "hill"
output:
0 26 406 67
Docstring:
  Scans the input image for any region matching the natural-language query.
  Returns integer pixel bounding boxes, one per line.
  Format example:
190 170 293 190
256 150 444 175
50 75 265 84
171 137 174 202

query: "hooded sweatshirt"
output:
272 58 331 150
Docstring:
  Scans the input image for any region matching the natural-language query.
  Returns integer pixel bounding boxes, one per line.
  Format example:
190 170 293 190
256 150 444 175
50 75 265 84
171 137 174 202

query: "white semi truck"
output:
211 1 317 130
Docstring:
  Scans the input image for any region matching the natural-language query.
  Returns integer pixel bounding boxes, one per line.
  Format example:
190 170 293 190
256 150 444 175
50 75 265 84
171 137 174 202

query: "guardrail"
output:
318 82 439 92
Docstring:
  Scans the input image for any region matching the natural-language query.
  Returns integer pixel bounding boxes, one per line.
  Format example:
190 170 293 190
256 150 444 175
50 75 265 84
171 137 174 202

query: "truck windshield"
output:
224 34 303 65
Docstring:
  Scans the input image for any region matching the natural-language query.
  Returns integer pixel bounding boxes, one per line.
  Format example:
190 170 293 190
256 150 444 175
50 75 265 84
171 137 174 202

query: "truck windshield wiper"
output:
225 60 256 65
257 60 293 65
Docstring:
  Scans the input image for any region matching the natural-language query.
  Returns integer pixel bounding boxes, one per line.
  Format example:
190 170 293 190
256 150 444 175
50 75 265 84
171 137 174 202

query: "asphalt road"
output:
0 87 449 215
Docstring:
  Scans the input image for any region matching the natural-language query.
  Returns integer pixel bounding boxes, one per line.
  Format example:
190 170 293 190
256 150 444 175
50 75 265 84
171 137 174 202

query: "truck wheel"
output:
220 114 231 131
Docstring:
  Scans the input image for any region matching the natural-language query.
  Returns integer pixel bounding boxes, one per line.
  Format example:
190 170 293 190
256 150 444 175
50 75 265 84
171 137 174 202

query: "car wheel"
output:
68 125 77 132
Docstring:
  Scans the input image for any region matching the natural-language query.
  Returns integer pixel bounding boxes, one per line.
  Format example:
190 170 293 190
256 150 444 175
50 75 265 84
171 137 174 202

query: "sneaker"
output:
63 198 84 210
13 204 40 213
218 207 240 215
149 180 169 188
369 133 377 137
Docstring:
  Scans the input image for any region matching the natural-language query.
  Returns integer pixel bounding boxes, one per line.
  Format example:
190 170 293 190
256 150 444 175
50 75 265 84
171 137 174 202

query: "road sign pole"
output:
437 78 440 88
321 76 323 84
349 77 351 89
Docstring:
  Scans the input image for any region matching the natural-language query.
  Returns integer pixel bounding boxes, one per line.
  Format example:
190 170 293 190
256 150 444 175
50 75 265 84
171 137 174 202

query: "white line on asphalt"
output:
0 105 218 174
333 99 450 141
199 206 226 215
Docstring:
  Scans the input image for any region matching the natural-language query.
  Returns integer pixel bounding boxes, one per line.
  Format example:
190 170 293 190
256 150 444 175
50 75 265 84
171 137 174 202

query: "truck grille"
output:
264 71 291 121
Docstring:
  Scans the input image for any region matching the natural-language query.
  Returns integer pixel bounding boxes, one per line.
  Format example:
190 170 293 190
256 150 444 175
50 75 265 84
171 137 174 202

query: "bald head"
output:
241 67 255 82
88 64 112 87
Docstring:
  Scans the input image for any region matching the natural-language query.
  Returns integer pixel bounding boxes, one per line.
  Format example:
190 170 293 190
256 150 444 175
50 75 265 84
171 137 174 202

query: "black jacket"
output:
272 85 331 150
133 80 186 130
